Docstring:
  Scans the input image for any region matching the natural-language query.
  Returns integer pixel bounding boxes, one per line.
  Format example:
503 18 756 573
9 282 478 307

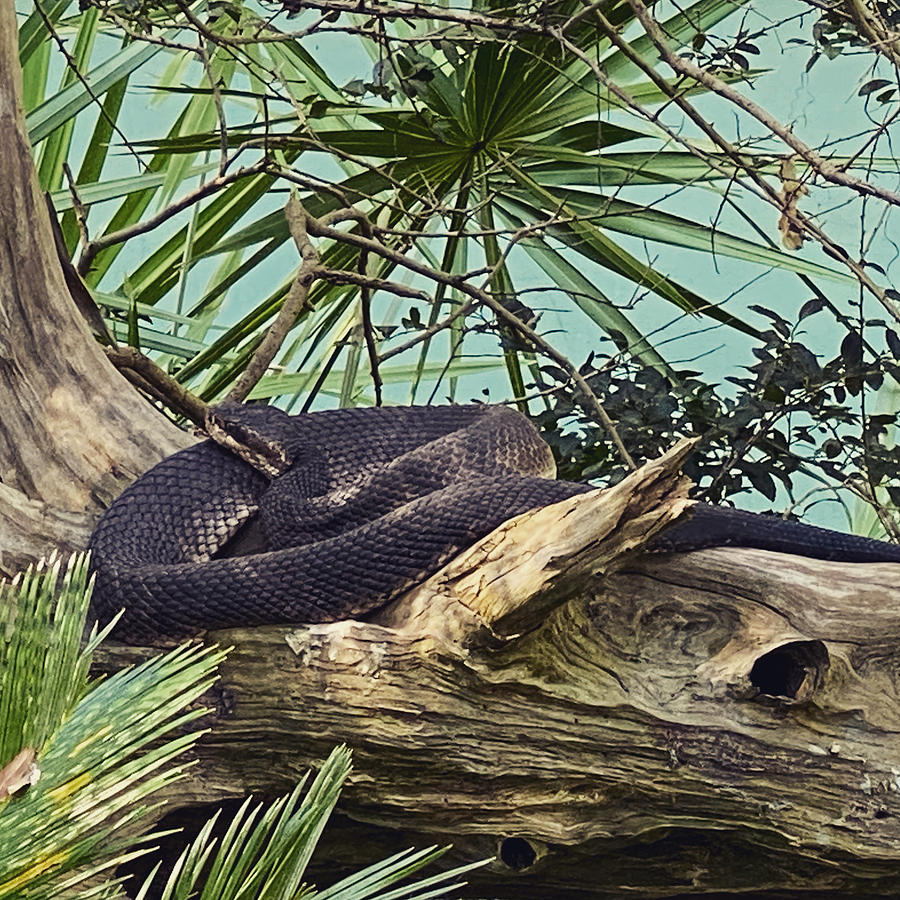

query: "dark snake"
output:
88 404 900 643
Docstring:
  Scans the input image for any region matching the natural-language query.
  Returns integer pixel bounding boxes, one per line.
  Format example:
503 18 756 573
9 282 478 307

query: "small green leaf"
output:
858 78 892 97
126 298 141 351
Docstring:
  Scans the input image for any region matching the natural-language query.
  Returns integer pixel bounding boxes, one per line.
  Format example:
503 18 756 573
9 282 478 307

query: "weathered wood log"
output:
94 442 900 898
0 0 190 577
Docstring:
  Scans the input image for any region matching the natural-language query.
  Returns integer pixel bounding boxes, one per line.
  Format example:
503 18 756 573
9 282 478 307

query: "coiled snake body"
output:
89 404 900 643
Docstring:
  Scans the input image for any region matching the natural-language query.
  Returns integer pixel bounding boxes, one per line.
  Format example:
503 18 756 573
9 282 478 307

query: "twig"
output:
62 163 90 249
106 325 293 476
171 0 331 46
104 345 209 425
225 194 317 403
351 214 382 406
76 161 268 276
292 0 581 39
316 268 431 300
194 41 230 175
626 0 900 209
303 211 636 468
571 4 900 324
379 299 479 364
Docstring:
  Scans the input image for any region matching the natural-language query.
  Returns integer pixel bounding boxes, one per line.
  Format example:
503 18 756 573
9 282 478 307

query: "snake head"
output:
205 402 295 478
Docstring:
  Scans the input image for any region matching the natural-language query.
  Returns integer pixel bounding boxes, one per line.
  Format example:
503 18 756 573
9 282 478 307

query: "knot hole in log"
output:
749 640 829 700
499 836 539 871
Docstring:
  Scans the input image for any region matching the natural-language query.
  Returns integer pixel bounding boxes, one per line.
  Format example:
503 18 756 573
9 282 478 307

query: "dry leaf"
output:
778 157 809 250
0 747 40 798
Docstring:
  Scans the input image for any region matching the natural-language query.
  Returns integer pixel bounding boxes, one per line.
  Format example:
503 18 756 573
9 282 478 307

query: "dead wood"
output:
94 442 900 898
0 0 191 576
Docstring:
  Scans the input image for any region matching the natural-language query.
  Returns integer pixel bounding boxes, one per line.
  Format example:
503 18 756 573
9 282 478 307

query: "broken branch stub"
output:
377 436 697 643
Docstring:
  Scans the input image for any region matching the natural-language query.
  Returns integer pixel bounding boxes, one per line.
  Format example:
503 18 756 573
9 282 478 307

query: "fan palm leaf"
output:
21 0 860 406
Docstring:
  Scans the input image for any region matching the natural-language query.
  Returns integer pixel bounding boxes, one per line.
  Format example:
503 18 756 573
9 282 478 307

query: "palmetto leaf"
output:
133 746 489 900
138 748 351 900
308 845 489 900
23 0 854 406
248 359 504 401
497 187 852 283
26 38 168 145
18 0 71 68
35 6 101 193
0 553 226 899
0 559 488 900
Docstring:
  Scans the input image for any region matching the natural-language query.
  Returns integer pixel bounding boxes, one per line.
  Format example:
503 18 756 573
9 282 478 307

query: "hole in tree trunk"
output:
749 640 829 699
499 836 537 870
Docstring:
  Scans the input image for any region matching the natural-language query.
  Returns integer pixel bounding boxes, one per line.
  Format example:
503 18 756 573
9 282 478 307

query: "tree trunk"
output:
0 0 189 576
95 444 900 898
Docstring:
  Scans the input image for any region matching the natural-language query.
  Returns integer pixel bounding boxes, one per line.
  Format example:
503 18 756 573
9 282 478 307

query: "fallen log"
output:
95 441 900 898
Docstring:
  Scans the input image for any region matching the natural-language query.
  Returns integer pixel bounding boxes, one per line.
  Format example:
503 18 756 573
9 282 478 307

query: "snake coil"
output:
89 404 900 643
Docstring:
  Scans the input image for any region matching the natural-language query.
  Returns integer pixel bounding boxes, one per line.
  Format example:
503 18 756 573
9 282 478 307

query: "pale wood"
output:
0 483 91 577
94 443 900 898
0 0 190 576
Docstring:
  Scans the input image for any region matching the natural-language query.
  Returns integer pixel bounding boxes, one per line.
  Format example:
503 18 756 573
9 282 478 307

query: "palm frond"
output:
134 747 490 900
0 552 226 898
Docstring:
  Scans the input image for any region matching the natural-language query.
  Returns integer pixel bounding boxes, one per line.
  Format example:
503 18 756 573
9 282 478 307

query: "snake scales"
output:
88 404 900 643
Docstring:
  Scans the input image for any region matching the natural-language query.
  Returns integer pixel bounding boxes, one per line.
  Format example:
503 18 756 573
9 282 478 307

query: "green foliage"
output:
0 553 226 898
21 0 841 408
133 770 486 900
19 0 900 524
536 302 900 518
0 556 487 899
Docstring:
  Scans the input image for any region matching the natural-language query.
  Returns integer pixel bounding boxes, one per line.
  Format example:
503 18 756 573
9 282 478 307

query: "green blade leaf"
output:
0 553 227 899
26 38 167 145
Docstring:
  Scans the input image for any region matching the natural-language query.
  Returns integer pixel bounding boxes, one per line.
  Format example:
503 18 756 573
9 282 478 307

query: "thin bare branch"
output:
378 299 479 364
303 212 636 468
315 269 431 300
105 345 209 425
76 161 269 277
626 0 900 208
558 3 900 325
225 194 317 403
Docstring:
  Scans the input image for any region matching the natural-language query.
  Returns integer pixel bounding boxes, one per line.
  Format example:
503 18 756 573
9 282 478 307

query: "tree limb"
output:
225 195 317 403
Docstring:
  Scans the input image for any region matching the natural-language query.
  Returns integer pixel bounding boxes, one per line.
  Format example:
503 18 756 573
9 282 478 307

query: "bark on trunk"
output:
0 0 190 576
